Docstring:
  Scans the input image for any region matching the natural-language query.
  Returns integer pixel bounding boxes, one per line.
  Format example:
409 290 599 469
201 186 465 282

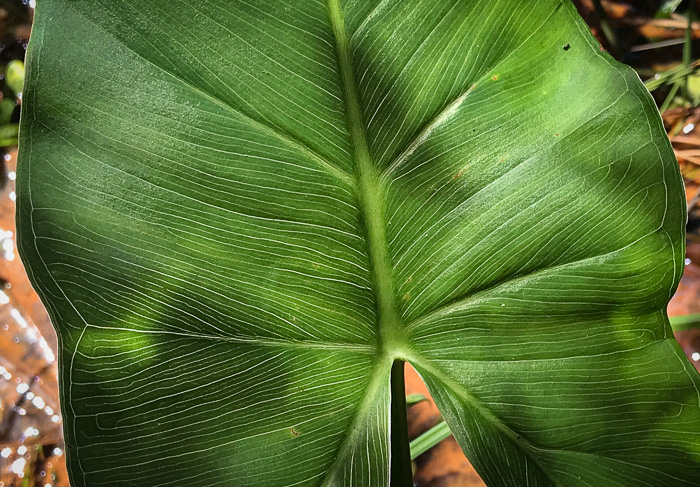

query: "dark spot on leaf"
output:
563 43 570 51
406 277 412 283
491 74 499 81
453 170 464 180
291 427 299 437
555 133 559 137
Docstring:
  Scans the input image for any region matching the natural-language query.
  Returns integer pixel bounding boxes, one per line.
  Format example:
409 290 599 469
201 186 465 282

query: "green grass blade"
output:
410 421 452 460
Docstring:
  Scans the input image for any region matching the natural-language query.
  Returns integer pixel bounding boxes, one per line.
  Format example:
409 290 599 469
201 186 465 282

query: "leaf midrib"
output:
327 0 401 355
314 3 405 484
323 3 603 486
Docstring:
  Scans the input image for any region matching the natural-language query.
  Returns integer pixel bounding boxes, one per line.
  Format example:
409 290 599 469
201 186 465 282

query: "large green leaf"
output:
17 0 700 485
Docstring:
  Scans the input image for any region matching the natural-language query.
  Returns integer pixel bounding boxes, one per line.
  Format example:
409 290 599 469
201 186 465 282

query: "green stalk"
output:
670 313 700 332
409 421 452 460
406 394 428 406
682 5 694 101
645 61 700 91
390 361 413 486
660 81 680 113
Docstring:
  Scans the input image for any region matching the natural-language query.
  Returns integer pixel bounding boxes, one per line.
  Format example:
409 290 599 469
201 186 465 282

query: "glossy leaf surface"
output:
18 0 700 485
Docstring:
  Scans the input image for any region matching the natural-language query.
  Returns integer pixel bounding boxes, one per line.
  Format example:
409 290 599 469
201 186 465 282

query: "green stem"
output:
660 81 680 113
390 361 413 486
406 393 428 406
669 313 700 332
410 421 452 460
645 61 699 91
682 5 694 101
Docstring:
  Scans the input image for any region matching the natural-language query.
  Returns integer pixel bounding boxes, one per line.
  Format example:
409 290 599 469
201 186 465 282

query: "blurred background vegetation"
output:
0 1 699 486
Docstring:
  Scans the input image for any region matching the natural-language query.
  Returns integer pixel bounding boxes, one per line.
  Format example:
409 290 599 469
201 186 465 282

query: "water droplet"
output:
10 458 25 476
32 396 45 409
